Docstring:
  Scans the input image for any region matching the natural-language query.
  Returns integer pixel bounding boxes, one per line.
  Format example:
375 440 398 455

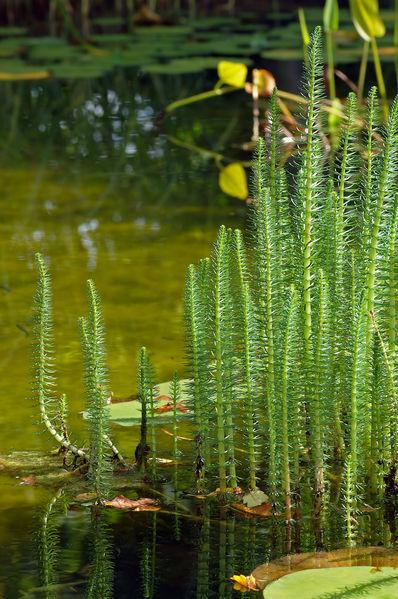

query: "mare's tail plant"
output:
80 280 113 500
86 508 114 599
33 253 86 461
185 261 211 490
136 346 156 474
37 490 65 599
185 26 398 531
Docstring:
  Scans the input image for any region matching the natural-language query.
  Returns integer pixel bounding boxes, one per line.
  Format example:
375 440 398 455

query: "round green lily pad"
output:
264 567 398 599
83 379 192 426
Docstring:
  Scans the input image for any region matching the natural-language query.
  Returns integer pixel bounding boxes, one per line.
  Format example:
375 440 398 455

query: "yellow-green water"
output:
0 71 252 596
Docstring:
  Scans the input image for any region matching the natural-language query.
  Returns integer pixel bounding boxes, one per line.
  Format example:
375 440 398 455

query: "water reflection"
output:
4 487 397 598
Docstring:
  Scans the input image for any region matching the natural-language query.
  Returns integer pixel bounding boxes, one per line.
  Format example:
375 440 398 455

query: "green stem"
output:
234 230 257 490
370 37 388 121
165 86 238 113
395 0 398 90
326 31 336 101
358 41 369 102
281 287 297 521
214 227 227 492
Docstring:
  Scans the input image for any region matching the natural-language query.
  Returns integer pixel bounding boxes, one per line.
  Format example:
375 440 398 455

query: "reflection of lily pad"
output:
264 567 398 598
85 380 192 426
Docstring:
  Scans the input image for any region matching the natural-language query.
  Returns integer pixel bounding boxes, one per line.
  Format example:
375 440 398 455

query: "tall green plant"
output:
185 262 211 488
33 253 86 461
185 28 398 530
136 346 157 478
80 280 112 501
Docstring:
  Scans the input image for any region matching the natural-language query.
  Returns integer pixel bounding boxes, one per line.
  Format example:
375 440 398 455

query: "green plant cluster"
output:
32 254 125 501
31 26 398 543
184 27 398 537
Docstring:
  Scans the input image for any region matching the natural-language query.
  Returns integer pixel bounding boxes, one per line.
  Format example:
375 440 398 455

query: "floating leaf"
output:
264 567 398 598
252 547 398 590
230 574 259 592
49 64 108 79
19 475 36 486
105 496 159 510
217 60 247 87
243 489 269 508
349 0 385 41
86 379 192 426
219 163 248 200
0 69 50 80
90 33 133 45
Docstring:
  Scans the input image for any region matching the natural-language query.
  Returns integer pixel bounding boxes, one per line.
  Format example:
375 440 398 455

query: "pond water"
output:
0 64 396 598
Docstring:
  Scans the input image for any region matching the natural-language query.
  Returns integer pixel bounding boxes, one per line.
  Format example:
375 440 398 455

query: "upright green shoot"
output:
33 253 86 461
80 280 111 501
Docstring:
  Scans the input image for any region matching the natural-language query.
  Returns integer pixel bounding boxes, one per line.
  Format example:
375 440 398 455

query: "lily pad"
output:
133 26 192 36
29 43 82 61
252 547 398 590
142 56 251 75
85 379 192 426
92 16 125 27
264 567 398 598
90 33 133 45
49 64 108 79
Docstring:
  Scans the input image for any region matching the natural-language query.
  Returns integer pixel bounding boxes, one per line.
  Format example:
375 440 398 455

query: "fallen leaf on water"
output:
19 475 36 486
154 400 189 414
105 496 159 511
155 403 174 414
154 394 172 402
232 502 273 517
243 488 269 508
230 574 259 592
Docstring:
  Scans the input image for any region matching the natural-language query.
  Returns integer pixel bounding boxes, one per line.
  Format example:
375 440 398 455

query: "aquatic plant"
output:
136 346 157 477
33 253 86 462
184 261 211 488
33 255 125 484
185 26 398 537
86 508 114 599
141 512 157 599
37 490 65 599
